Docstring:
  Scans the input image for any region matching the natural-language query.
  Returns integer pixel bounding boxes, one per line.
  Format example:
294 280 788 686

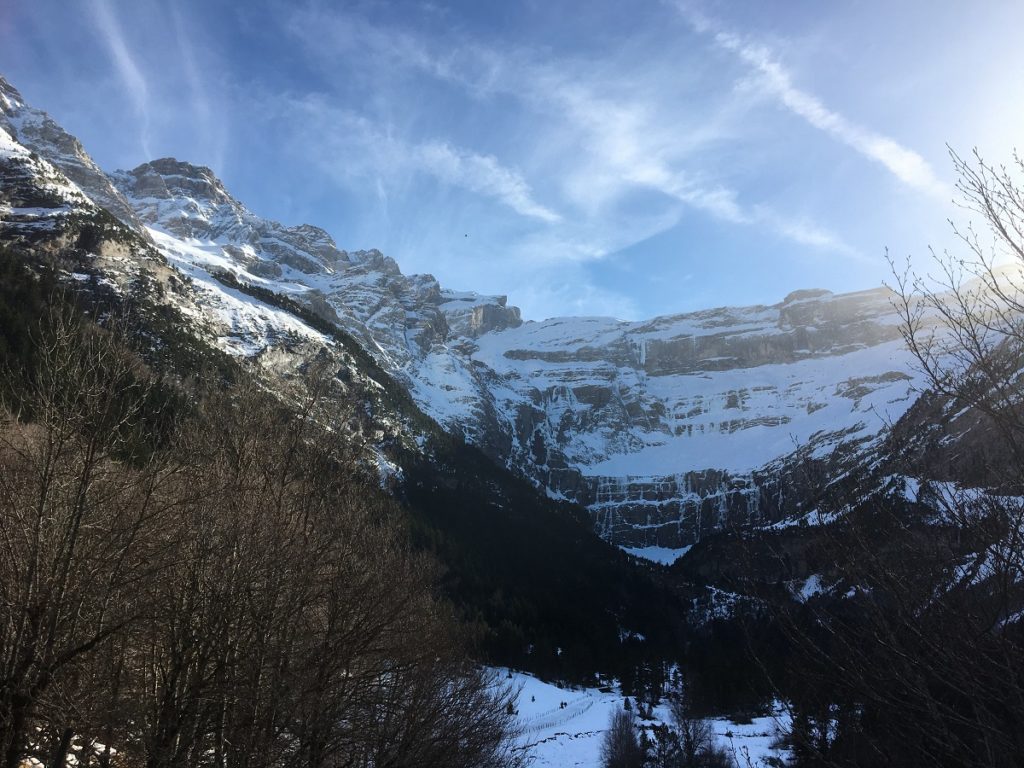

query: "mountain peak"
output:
0 75 26 113
0 72 143 229
112 155 353 276
121 157 237 207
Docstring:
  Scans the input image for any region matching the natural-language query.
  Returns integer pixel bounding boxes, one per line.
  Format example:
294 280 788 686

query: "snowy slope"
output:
508 671 790 767
0 108 415 470
110 158 523 446
1 75 932 561
145 227 330 356
0 76 145 230
106 158 926 558
471 290 918 476
0 122 98 235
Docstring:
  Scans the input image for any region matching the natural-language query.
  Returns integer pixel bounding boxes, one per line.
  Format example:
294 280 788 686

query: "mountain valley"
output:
3 69 1023 768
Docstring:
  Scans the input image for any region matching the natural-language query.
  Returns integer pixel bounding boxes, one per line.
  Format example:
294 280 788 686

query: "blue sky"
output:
3 1 1023 320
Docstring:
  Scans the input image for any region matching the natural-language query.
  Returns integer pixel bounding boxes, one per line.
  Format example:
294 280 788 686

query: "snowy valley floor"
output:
508 671 790 766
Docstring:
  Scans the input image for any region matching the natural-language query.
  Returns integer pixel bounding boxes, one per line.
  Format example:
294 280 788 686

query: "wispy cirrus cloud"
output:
755 207 866 261
515 68 859 258
287 97 559 223
417 141 561 222
88 0 151 157
679 5 949 199
511 272 641 321
284 5 859 261
15 0 1022 322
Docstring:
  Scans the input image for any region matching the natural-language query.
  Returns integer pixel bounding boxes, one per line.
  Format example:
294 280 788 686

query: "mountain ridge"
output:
0 72 924 560
106 154 922 555
1 84 697 684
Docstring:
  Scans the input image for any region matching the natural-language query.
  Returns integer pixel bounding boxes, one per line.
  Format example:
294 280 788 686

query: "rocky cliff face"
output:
0 76 926 560
0 76 146 232
111 157 921 555
460 290 919 552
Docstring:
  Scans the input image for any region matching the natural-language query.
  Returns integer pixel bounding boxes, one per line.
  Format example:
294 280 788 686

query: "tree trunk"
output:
46 727 74 768
2 692 30 768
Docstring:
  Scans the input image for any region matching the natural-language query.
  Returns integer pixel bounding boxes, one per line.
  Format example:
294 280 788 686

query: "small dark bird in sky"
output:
464 233 468 237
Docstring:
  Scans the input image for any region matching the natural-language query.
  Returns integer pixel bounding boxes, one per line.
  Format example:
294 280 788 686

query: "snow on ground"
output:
407 347 489 424
621 544 692 565
471 309 922 479
794 573 826 602
148 227 330 355
1 126 94 208
507 671 789 767
578 340 918 476
0 125 27 155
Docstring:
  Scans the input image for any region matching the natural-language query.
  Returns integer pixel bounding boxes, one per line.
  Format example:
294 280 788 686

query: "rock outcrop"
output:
107 157 922 554
0 76 927 559
0 76 146 232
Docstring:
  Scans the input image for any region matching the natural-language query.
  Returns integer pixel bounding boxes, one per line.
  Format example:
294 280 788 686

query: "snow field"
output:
507 671 790 767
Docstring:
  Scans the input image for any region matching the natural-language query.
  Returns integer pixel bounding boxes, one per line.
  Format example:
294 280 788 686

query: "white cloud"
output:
88 0 151 157
416 142 561 222
288 98 559 223
753 206 867 262
501 263 642 321
680 6 949 199
517 69 859 257
284 7 857 260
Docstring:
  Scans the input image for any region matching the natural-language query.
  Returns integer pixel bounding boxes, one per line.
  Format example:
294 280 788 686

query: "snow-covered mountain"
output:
108 157 922 555
0 77 146 232
466 289 921 553
0 73 924 560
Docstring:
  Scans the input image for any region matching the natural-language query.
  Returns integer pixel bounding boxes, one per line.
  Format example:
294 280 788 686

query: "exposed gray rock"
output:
442 291 523 338
0 76 147 233
1 76 929 560
107 160 923 555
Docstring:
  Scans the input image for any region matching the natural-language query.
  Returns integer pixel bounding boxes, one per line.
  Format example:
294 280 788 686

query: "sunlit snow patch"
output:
506 671 790 767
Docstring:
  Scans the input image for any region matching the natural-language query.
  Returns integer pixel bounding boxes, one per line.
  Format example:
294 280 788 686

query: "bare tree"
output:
600 706 646 768
654 679 736 768
760 150 1024 767
0 310 177 768
667 685 713 768
890 148 1024 473
0 311 523 768
128 375 523 768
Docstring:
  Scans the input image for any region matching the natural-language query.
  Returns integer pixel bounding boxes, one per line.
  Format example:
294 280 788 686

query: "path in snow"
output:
506 671 790 767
